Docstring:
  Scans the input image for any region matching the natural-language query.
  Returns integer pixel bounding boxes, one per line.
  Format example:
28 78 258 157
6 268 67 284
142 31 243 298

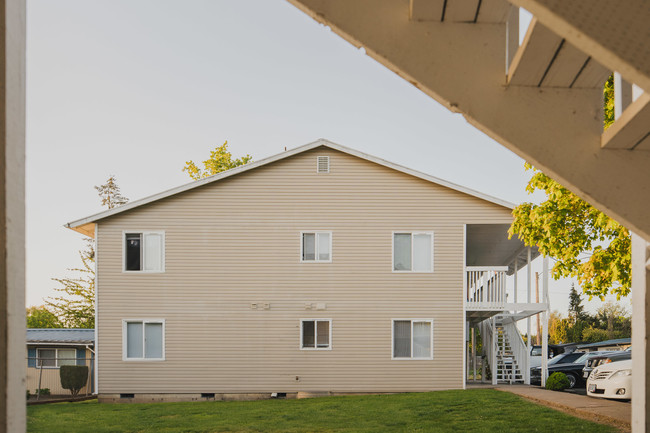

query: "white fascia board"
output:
65 139 514 232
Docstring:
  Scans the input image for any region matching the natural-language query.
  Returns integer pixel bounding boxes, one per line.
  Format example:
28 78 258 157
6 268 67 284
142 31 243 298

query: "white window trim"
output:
36 348 78 369
122 230 166 273
300 231 333 263
391 231 434 273
391 318 434 360
299 319 332 351
122 319 166 361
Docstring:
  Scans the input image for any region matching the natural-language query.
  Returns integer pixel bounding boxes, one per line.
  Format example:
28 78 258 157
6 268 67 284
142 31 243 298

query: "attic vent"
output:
317 156 330 173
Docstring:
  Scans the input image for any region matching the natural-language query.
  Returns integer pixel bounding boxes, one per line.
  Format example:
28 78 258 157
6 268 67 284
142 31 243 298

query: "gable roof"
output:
26 329 95 345
65 139 515 237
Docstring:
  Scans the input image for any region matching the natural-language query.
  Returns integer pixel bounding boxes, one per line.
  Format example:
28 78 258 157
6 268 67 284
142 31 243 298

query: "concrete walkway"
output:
495 385 631 431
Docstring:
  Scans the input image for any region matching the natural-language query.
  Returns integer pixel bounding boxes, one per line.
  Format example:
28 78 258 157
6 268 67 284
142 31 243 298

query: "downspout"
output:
85 344 95 394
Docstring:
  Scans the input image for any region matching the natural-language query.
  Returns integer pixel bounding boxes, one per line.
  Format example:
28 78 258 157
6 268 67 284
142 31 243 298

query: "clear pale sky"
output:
26 0 627 317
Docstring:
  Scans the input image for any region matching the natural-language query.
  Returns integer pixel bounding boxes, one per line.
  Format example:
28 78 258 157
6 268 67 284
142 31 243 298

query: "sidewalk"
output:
496 385 630 431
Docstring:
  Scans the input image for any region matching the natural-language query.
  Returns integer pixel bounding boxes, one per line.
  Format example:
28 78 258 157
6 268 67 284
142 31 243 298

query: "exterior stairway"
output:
480 315 528 385
493 319 524 384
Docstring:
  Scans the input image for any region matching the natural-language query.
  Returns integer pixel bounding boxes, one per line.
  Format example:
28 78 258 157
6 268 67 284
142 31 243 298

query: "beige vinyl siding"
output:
95 147 512 394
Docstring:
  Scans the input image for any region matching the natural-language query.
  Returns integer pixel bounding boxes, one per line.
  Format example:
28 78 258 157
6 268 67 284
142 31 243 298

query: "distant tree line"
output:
547 284 630 344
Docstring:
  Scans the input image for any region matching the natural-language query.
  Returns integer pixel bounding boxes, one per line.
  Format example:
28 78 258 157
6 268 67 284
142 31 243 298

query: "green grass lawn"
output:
27 389 618 433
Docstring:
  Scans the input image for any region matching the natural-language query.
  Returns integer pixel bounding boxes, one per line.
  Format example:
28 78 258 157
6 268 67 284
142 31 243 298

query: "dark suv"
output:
583 349 631 380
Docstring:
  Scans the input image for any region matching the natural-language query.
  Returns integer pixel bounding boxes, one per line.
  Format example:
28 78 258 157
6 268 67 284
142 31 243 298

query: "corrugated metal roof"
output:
577 338 631 349
26 329 95 344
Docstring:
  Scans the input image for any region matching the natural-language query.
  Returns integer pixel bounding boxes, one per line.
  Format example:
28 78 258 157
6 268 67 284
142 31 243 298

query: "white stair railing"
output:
502 319 528 384
465 267 508 309
478 317 527 385
479 318 497 384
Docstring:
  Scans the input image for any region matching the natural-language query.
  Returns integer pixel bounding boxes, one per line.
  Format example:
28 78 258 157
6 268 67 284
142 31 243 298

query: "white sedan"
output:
587 359 632 400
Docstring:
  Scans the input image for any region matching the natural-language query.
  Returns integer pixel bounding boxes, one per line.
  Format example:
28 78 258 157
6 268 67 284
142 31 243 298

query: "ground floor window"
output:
123 319 165 361
36 348 77 368
301 319 331 350
392 319 433 359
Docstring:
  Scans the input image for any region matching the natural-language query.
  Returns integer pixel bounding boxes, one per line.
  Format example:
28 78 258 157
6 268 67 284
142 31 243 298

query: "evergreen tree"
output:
568 283 585 323
94 175 129 209
47 176 129 328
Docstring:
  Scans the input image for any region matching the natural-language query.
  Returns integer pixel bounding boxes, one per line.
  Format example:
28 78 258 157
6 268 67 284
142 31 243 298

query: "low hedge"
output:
545 372 570 391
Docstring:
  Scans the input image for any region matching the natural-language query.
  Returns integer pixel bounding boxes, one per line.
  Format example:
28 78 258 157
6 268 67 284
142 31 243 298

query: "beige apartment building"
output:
67 139 547 402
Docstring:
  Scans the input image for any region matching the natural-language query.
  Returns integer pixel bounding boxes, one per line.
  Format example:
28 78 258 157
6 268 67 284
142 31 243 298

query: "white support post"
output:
525 247 531 384
1 1 27 431
631 233 649 433
472 327 476 382
492 317 497 386
541 256 549 388
513 259 518 303
465 320 469 385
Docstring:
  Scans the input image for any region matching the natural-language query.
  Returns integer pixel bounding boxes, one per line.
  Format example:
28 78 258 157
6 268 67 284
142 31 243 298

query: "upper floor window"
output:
301 231 332 262
124 231 165 272
123 319 165 361
393 232 433 272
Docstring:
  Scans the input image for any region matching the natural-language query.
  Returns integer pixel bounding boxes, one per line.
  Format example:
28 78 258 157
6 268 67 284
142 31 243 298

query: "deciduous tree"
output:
26 306 62 328
508 75 630 300
548 311 570 344
183 141 252 180
46 240 96 328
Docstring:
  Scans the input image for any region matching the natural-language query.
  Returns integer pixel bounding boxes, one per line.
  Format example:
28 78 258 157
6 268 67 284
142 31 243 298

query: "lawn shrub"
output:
35 388 50 396
60 365 88 397
545 372 570 391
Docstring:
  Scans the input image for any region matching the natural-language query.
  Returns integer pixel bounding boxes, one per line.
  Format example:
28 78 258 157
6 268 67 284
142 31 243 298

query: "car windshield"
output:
531 347 542 356
548 352 584 366
575 351 611 364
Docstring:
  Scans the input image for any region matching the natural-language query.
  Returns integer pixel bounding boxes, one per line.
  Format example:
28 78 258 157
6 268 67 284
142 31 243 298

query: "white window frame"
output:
122 230 166 273
122 319 166 361
36 348 78 368
300 231 333 263
391 318 434 360
300 319 332 350
391 231 434 273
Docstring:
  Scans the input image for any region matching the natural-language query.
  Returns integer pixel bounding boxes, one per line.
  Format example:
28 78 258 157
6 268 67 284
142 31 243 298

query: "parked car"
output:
583 348 631 380
529 343 577 368
587 359 632 400
530 351 585 387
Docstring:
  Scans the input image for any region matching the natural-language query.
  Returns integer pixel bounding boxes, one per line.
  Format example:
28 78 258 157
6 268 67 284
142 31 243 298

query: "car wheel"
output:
566 373 577 389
